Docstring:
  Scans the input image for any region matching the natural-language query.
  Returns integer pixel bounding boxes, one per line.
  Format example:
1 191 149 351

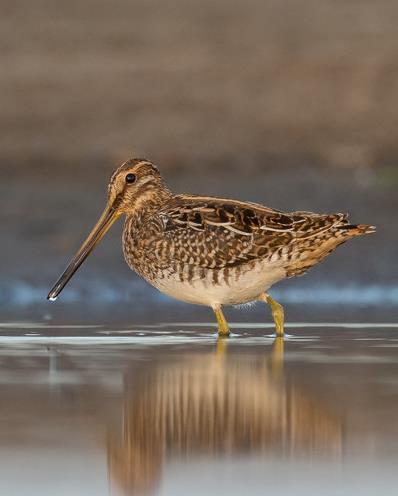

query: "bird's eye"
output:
125 173 136 184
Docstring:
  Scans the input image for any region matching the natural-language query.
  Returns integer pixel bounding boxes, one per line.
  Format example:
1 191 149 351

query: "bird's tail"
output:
339 223 376 236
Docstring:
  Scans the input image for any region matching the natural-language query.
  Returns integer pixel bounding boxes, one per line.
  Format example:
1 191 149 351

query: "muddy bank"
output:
2 0 398 169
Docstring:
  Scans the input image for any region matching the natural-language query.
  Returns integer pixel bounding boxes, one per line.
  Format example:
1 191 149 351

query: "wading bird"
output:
48 159 374 336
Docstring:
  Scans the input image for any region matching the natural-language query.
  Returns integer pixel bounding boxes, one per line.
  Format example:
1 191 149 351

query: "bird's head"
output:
47 158 168 301
107 158 167 214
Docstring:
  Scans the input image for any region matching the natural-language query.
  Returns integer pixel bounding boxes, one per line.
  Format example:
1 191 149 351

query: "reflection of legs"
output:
259 293 285 337
270 336 284 377
216 333 228 359
212 305 230 337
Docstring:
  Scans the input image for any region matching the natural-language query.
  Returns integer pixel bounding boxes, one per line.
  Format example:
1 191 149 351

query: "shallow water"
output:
0 323 397 496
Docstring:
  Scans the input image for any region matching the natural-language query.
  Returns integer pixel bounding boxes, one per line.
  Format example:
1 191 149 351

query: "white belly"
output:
149 262 286 306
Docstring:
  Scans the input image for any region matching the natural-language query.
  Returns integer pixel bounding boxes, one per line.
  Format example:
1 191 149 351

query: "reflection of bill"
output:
107 338 342 495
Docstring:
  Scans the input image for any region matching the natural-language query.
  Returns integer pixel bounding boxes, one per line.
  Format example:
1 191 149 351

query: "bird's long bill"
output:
47 203 120 301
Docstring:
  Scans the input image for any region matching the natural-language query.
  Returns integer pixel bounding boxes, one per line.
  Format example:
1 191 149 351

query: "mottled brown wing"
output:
152 196 348 270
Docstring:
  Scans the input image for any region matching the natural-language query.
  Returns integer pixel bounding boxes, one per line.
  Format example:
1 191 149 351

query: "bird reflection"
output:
107 338 342 495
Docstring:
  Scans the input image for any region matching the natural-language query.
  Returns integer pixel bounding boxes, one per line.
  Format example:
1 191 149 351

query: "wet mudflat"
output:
0 323 397 496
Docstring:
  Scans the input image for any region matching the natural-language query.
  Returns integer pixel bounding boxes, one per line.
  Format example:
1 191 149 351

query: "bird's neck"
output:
125 184 173 226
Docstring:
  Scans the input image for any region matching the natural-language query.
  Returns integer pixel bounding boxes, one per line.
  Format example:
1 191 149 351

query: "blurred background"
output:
2 5 398 494
1 0 397 323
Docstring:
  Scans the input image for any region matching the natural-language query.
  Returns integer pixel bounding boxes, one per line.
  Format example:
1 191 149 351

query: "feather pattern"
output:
123 193 373 287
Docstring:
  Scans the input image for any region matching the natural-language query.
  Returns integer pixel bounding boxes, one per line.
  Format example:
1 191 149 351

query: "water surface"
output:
0 323 397 495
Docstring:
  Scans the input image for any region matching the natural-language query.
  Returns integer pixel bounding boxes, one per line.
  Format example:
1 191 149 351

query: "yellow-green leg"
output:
259 293 285 337
212 305 230 337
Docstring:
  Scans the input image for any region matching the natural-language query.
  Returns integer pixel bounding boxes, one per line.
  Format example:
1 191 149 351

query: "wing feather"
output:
149 195 347 270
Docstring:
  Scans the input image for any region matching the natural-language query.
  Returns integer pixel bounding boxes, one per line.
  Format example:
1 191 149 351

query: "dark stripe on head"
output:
108 158 159 191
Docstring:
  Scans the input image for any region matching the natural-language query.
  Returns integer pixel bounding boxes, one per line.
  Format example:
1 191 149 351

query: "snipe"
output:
48 158 375 336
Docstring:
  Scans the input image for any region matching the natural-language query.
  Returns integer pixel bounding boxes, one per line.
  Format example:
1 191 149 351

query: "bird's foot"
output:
212 306 230 337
